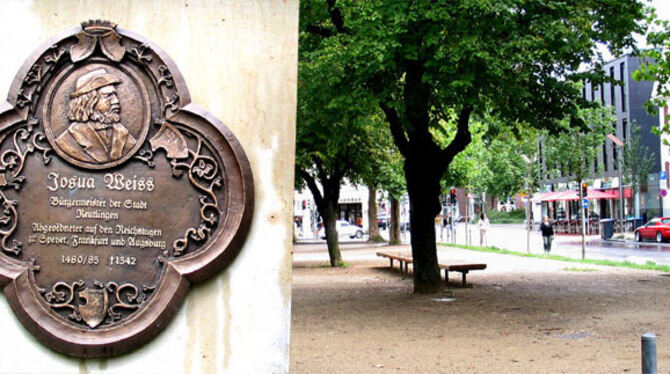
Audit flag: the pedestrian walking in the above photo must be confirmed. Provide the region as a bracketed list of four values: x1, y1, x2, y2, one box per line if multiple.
[540, 216, 554, 254]
[435, 216, 443, 241]
[444, 212, 453, 242]
[477, 212, 489, 247]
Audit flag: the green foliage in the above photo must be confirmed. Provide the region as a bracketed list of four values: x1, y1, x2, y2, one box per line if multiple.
[333, 0, 645, 131]
[622, 124, 655, 194]
[437, 120, 489, 192]
[633, 6, 670, 115]
[352, 119, 406, 199]
[441, 244, 670, 272]
[543, 105, 614, 183]
[486, 209, 526, 224]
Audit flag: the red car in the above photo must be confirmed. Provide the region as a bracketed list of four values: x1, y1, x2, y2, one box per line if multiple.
[635, 217, 670, 242]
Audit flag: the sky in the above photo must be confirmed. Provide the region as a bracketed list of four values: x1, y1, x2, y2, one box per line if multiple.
[637, 0, 670, 47]
[651, 0, 670, 21]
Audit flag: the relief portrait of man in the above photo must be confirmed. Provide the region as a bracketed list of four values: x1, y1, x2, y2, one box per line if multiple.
[55, 68, 137, 163]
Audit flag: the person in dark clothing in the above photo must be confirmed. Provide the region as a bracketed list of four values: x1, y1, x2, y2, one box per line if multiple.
[540, 215, 554, 254]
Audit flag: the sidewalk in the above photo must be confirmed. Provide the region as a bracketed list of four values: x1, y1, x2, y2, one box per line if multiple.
[447, 223, 670, 265]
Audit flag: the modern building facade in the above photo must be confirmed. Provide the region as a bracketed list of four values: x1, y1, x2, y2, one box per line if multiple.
[539, 53, 662, 221]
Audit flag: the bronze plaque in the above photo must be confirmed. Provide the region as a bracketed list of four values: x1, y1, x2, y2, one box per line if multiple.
[0, 20, 253, 357]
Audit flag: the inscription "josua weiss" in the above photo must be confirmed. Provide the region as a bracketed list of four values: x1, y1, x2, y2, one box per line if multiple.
[46, 172, 155, 192]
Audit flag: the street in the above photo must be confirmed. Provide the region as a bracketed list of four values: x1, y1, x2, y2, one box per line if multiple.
[300, 223, 670, 266]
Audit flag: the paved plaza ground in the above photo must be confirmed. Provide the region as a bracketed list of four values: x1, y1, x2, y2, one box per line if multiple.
[291, 242, 670, 373]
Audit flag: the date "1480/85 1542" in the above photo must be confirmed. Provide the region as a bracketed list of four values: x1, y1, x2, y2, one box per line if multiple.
[60, 255, 137, 266]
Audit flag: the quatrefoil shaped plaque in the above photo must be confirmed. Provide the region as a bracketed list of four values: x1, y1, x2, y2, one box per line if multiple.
[0, 21, 253, 357]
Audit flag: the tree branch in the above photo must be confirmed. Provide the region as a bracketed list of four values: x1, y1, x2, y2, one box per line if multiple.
[440, 105, 474, 168]
[305, 25, 336, 37]
[298, 168, 324, 210]
[326, 0, 349, 34]
[378, 99, 410, 156]
[314, 157, 329, 184]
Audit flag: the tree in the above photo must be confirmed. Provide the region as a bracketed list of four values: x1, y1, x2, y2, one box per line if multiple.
[296, 7, 380, 266]
[543, 106, 613, 258]
[634, 7, 670, 116]
[350, 117, 404, 243]
[302, 0, 646, 293]
[622, 124, 656, 217]
[373, 139, 406, 245]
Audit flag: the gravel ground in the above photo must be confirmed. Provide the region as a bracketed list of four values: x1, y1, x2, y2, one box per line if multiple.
[291, 244, 670, 373]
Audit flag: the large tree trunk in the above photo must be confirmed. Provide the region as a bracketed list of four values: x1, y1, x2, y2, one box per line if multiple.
[389, 199, 401, 244]
[301, 169, 344, 267]
[405, 159, 443, 294]
[321, 200, 343, 266]
[367, 183, 382, 241]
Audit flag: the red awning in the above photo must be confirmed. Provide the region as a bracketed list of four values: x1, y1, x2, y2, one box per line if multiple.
[535, 191, 561, 202]
[605, 187, 633, 199]
[540, 189, 617, 201]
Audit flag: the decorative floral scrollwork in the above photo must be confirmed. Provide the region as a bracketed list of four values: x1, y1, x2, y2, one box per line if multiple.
[148, 123, 222, 257]
[0, 192, 20, 255]
[168, 128, 223, 257]
[19, 44, 69, 112]
[134, 148, 156, 168]
[163, 93, 180, 115]
[42, 280, 85, 323]
[0, 119, 51, 255]
[16, 89, 32, 108]
[157, 65, 174, 87]
[128, 43, 152, 65]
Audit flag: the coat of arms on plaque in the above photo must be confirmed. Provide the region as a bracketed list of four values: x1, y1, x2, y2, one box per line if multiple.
[0, 20, 254, 357]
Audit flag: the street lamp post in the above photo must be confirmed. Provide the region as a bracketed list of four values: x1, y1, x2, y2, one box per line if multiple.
[608, 134, 625, 232]
[521, 154, 536, 254]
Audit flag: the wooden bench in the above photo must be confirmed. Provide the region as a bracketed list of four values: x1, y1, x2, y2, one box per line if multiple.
[437, 262, 487, 288]
[376, 251, 486, 287]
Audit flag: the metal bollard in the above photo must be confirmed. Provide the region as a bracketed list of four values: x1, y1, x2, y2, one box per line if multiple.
[642, 333, 657, 374]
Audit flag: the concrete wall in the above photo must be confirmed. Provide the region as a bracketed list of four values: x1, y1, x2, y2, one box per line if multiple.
[0, 1, 297, 373]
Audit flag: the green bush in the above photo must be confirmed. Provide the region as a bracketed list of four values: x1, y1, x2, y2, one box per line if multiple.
[485, 209, 526, 224]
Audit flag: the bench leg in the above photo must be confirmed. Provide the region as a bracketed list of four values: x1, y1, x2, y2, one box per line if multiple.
[444, 269, 449, 286]
[461, 271, 468, 287]
[390, 258, 393, 268]
[404, 262, 409, 273]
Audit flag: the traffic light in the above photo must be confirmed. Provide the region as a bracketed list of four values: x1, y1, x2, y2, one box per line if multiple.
[581, 183, 588, 197]
[450, 188, 457, 203]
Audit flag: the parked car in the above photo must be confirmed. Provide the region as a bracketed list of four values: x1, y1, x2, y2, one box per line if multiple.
[319, 220, 364, 239]
[377, 214, 390, 230]
[634, 217, 670, 243]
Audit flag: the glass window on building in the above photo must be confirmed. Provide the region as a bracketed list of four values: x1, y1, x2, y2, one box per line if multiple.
[610, 66, 615, 106]
[620, 62, 626, 112]
[602, 143, 608, 171]
[612, 142, 618, 170]
[600, 83, 604, 104]
[622, 118, 628, 142]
